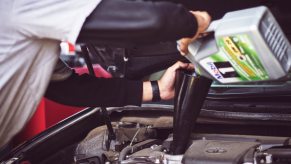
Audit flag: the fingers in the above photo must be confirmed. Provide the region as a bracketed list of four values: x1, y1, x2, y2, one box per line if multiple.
[186, 63, 195, 70]
[190, 11, 211, 34]
[177, 38, 192, 56]
[177, 11, 211, 55]
[171, 61, 194, 71]
[197, 32, 209, 39]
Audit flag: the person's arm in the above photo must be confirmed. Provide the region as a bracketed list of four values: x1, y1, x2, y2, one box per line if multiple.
[77, 0, 198, 44]
[46, 59, 142, 107]
[45, 72, 143, 107]
[45, 61, 193, 107]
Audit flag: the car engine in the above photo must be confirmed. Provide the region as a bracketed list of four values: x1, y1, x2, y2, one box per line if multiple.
[74, 117, 291, 164]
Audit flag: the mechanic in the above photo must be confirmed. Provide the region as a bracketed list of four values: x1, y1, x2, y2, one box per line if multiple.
[0, 0, 210, 149]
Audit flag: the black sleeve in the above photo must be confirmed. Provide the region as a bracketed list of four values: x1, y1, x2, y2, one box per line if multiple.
[77, 0, 198, 44]
[44, 71, 143, 107]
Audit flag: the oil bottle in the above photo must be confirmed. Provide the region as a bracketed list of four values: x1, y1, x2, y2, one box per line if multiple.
[186, 6, 291, 84]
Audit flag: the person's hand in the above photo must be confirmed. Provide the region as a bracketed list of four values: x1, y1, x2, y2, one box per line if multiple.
[142, 61, 194, 102]
[158, 61, 194, 100]
[177, 11, 211, 55]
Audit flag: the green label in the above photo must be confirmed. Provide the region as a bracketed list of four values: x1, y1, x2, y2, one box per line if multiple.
[200, 34, 269, 83]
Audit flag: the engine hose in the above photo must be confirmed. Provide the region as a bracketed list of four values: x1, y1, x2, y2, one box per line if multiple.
[118, 139, 161, 162]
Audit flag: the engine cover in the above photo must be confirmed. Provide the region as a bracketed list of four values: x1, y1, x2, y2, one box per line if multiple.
[183, 140, 260, 164]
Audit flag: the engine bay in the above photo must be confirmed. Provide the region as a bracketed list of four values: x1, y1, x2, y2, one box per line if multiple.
[74, 110, 291, 164]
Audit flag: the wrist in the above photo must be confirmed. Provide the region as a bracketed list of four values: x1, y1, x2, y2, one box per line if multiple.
[158, 80, 174, 100]
[142, 81, 152, 102]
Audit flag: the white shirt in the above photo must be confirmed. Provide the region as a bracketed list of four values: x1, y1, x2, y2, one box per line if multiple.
[0, 0, 101, 147]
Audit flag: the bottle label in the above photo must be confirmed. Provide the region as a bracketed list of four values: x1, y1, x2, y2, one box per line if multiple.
[200, 34, 269, 83]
